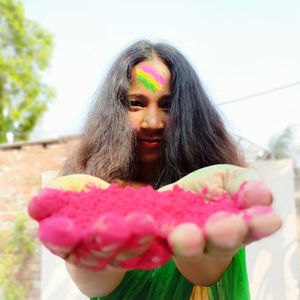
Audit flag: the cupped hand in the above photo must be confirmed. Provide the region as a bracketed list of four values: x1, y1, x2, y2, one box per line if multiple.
[35, 174, 159, 272]
[42, 212, 157, 272]
[159, 165, 282, 260]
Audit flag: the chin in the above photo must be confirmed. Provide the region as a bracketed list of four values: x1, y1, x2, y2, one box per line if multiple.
[139, 155, 160, 164]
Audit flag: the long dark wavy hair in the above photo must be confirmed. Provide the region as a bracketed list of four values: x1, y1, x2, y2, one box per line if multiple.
[62, 40, 244, 188]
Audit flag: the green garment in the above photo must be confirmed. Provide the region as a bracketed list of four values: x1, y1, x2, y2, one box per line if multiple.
[91, 248, 250, 300]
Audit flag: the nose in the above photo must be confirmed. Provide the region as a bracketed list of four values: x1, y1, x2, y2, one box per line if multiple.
[141, 106, 164, 130]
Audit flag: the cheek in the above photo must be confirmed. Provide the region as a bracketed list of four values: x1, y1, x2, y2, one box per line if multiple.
[128, 113, 140, 130]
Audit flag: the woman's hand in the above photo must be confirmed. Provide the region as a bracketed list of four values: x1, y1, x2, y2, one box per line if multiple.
[35, 174, 156, 272]
[159, 164, 282, 285]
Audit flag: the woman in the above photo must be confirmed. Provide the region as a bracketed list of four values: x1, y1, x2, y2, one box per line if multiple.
[51, 40, 281, 299]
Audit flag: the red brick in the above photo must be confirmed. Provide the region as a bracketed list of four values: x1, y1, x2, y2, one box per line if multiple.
[0, 136, 80, 300]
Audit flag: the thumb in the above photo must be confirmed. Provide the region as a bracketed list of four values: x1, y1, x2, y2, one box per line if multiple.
[223, 165, 260, 193]
[48, 174, 110, 192]
[223, 165, 273, 208]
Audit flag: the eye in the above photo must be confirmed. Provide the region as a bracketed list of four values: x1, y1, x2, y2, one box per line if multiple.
[129, 100, 144, 111]
[130, 100, 143, 107]
[162, 102, 171, 110]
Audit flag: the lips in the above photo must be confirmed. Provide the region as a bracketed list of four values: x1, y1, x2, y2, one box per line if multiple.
[139, 138, 161, 148]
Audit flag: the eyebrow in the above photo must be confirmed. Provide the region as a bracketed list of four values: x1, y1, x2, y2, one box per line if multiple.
[128, 94, 171, 100]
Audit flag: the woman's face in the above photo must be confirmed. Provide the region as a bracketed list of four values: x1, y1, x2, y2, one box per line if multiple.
[128, 55, 171, 164]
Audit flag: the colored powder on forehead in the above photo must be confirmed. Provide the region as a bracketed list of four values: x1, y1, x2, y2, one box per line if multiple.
[140, 66, 166, 85]
[136, 74, 156, 92]
[136, 67, 165, 92]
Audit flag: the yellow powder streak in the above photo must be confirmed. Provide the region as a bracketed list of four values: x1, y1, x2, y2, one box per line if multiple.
[136, 68, 162, 90]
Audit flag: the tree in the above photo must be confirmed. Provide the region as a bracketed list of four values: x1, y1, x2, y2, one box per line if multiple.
[268, 126, 294, 160]
[0, 0, 55, 143]
[267, 125, 300, 173]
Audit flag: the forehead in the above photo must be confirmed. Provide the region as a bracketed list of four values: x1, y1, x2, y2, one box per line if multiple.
[131, 58, 171, 84]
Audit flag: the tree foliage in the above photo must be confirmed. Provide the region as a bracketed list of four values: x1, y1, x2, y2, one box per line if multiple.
[0, 0, 55, 143]
[268, 126, 294, 160]
[0, 213, 35, 300]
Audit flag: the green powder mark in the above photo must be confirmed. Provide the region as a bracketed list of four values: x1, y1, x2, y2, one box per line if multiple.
[147, 57, 151, 61]
[165, 66, 168, 70]
[142, 113, 146, 116]
[162, 71, 165, 76]
[137, 75, 156, 92]
[159, 124, 163, 128]
[144, 119, 147, 123]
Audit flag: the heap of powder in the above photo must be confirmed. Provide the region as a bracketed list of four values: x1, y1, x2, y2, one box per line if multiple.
[29, 184, 246, 231]
[28, 184, 269, 270]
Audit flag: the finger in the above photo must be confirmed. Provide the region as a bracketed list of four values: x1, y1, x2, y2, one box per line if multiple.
[38, 217, 81, 258]
[90, 213, 131, 249]
[125, 212, 157, 237]
[115, 236, 153, 261]
[116, 212, 157, 261]
[204, 212, 247, 258]
[42, 241, 73, 258]
[122, 212, 157, 251]
[237, 180, 273, 208]
[105, 264, 125, 273]
[78, 255, 111, 271]
[243, 206, 282, 244]
[118, 237, 171, 270]
[73, 214, 131, 270]
[75, 213, 130, 262]
[66, 252, 112, 272]
[168, 223, 205, 258]
[28, 189, 63, 221]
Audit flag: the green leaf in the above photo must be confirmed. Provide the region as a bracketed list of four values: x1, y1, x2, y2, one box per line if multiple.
[0, 0, 55, 143]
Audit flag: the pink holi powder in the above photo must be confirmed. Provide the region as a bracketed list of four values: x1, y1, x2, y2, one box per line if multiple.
[30, 184, 244, 231]
[28, 183, 269, 270]
[140, 66, 166, 85]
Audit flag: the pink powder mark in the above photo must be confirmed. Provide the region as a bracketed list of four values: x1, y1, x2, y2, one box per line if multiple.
[28, 183, 272, 270]
[141, 66, 166, 85]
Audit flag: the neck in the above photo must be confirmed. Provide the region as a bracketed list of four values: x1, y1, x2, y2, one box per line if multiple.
[116, 162, 161, 189]
[135, 161, 160, 185]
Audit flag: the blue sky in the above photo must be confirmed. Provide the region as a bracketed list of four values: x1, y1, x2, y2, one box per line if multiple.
[23, 0, 300, 152]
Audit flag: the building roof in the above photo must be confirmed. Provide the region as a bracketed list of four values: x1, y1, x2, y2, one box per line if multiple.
[0, 134, 80, 151]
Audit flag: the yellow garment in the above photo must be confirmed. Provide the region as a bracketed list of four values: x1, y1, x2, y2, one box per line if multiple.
[189, 286, 209, 300]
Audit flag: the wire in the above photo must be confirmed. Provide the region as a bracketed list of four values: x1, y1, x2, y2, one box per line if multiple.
[217, 80, 300, 106]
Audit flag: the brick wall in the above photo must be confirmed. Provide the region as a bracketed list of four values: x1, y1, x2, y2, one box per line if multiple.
[0, 136, 80, 300]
